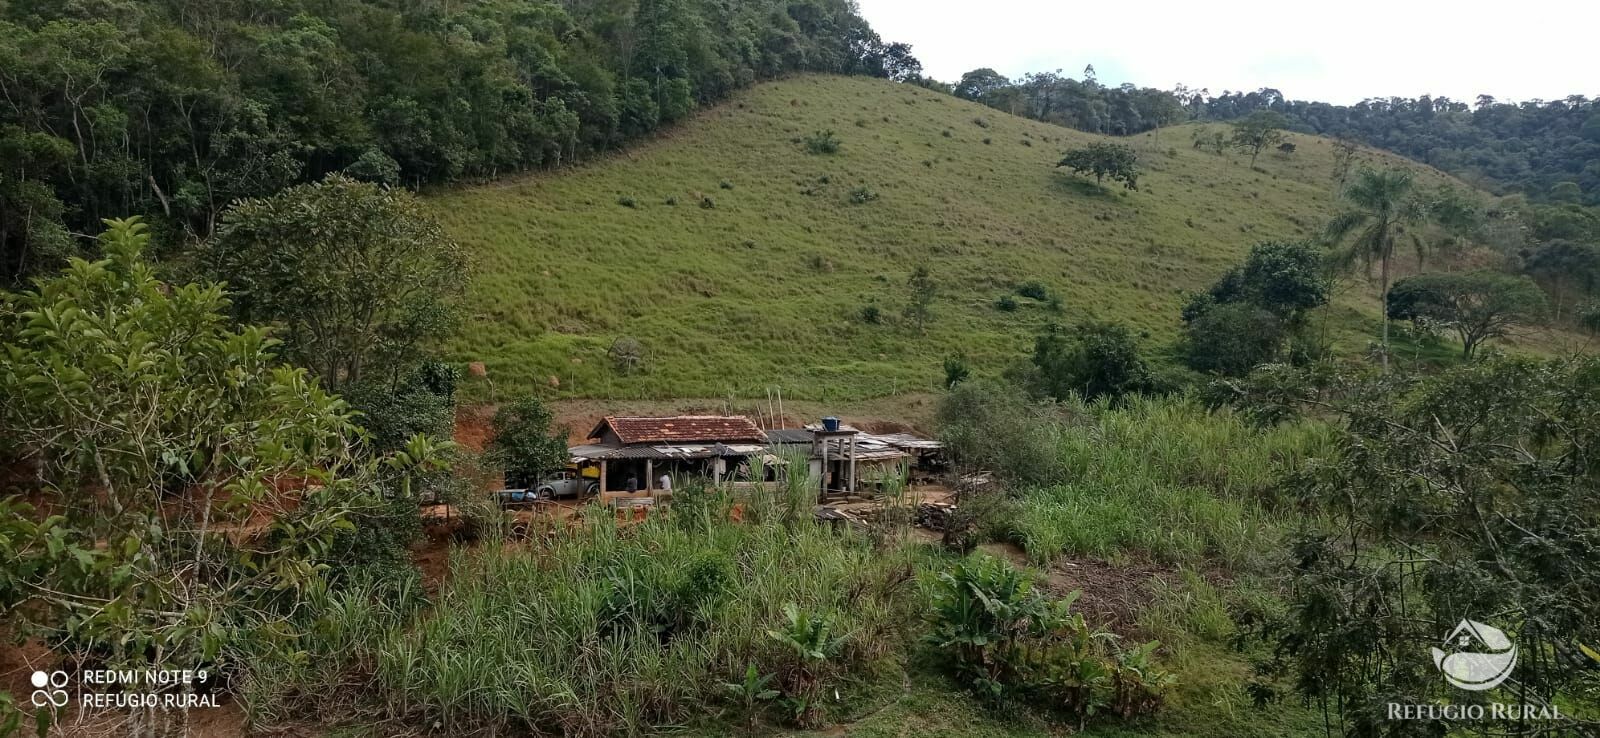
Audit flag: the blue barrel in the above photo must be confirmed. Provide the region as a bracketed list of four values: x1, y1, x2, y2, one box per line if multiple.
[822, 416, 840, 432]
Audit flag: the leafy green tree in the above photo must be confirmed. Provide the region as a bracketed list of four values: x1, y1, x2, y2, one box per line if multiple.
[1386, 271, 1547, 359]
[1522, 239, 1600, 321]
[488, 395, 568, 488]
[1031, 322, 1152, 402]
[0, 217, 449, 699]
[904, 265, 936, 332]
[1184, 240, 1329, 326]
[953, 68, 1010, 103]
[1182, 303, 1285, 376]
[1056, 142, 1139, 190]
[1256, 357, 1600, 736]
[1324, 168, 1427, 371]
[205, 175, 465, 392]
[1229, 110, 1288, 167]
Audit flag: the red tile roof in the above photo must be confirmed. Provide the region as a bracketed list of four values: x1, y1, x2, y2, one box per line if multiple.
[590, 416, 766, 445]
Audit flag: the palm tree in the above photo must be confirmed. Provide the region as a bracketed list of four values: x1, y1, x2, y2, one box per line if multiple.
[1325, 168, 1427, 372]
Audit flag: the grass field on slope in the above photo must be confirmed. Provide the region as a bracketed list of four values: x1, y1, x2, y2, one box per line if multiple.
[432, 75, 1460, 401]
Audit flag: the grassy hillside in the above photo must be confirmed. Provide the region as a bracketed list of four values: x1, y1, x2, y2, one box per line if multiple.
[432, 75, 1462, 401]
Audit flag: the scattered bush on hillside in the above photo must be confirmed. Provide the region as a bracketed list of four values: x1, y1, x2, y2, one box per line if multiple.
[618, 195, 639, 208]
[860, 304, 883, 324]
[848, 186, 879, 204]
[805, 253, 835, 272]
[995, 295, 1019, 312]
[664, 195, 679, 206]
[609, 336, 648, 373]
[943, 355, 971, 388]
[1016, 281, 1052, 301]
[700, 195, 717, 209]
[720, 180, 734, 190]
[804, 130, 841, 155]
[903, 265, 936, 332]
[1183, 303, 1286, 377]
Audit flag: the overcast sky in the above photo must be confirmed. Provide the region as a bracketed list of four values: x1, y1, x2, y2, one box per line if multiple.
[854, 0, 1598, 105]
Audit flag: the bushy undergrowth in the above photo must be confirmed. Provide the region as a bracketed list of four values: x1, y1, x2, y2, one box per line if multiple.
[940, 383, 1333, 568]
[243, 483, 921, 735]
[923, 555, 1175, 724]
[1012, 396, 1332, 568]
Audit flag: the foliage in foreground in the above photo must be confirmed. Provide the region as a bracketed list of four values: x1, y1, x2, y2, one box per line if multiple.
[1229, 356, 1600, 735]
[241, 481, 921, 735]
[924, 554, 1174, 725]
[0, 218, 449, 731]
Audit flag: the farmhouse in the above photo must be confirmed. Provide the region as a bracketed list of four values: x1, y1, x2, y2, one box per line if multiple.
[567, 415, 945, 503]
[569, 416, 768, 496]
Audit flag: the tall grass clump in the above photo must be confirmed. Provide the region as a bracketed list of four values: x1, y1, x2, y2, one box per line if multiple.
[1011, 395, 1334, 568]
[939, 382, 1335, 569]
[251, 475, 920, 734]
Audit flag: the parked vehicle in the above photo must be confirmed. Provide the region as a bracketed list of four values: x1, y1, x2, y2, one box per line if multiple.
[537, 469, 600, 498]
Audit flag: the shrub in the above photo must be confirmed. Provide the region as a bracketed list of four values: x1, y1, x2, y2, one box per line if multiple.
[923, 555, 1173, 719]
[609, 335, 647, 373]
[848, 186, 879, 204]
[699, 195, 716, 209]
[1182, 303, 1285, 376]
[943, 355, 971, 389]
[664, 195, 679, 206]
[1031, 322, 1154, 403]
[488, 394, 568, 488]
[345, 361, 460, 454]
[995, 295, 1019, 312]
[617, 195, 638, 208]
[719, 180, 734, 190]
[860, 304, 883, 324]
[803, 129, 841, 154]
[1016, 281, 1051, 301]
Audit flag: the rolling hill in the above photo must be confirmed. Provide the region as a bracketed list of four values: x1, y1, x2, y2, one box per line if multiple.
[431, 74, 1472, 402]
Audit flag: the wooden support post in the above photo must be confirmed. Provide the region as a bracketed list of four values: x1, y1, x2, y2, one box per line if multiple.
[600, 459, 609, 494]
[849, 434, 858, 494]
[820, 440, 829, 499]
[645, 459, 654, 492]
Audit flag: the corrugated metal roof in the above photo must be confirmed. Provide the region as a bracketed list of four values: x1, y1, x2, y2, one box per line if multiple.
[590, 415, 766, 444]
[763, 428, 814, 444]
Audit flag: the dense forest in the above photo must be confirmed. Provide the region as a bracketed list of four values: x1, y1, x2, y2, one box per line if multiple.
[0, 0, 919, 281]
[951, 68, 1600, 206]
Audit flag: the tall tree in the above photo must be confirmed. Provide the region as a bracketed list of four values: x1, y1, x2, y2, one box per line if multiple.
[1056, 143, 1140, 190]
[204, 175, 466, 391]
[1230, 110, 1288, 167]
[1387, 271, 1548, 359]
[1325, 168, 1427, 371]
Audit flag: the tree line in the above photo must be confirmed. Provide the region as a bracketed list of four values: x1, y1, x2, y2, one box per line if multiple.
[945, 67, 1600, 209]
[0, 0, 921, 283]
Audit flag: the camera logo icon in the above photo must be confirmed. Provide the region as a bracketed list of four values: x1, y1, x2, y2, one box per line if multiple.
[30, 670, 69, 708]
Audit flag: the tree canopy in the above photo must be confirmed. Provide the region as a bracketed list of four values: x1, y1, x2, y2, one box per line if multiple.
[203, 175, 466, 392]
[1056, 143, 1139, 190]
[0, 0, 919, 283]
[1386, 271, 1547, 359]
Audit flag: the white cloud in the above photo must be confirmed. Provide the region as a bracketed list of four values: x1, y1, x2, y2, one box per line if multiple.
[855, 0, 1598, 104]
